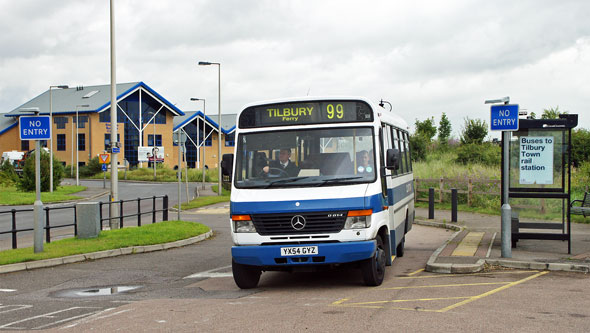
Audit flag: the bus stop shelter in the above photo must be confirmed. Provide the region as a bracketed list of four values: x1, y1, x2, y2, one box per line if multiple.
[504, 114, 578, 254]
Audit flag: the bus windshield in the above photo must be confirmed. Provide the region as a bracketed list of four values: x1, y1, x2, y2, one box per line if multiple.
[235, 127, 376, 189]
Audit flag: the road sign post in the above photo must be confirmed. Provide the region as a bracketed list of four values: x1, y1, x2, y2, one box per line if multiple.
[99, 153, 111, 189]
[19, 114, 51, 253]
[487, 98, 517, 258]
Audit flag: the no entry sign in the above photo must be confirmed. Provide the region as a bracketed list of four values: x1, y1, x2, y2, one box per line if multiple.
[19, 116, 51, 140]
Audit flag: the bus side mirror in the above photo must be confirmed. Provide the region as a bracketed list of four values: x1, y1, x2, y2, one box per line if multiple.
[386, 148, 400, 170]
[221, 154, 234, 176]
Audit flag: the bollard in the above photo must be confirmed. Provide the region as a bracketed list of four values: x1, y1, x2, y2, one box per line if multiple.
[428, 187, 435, 219]
[451, 188, 458, 222]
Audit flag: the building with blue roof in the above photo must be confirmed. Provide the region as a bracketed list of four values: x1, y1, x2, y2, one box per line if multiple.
[0, 82, 237, 170]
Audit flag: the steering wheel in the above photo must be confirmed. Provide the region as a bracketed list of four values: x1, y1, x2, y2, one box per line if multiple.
[258, 167, 290, 178]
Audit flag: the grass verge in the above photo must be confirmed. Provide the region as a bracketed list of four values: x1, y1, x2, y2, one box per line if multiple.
[0, 220, 210, 266]
[0, 185, 86, 205]
[176, 185, 230, 210]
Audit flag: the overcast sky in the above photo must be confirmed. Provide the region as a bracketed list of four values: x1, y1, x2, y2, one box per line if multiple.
[1, 0, 589, 136]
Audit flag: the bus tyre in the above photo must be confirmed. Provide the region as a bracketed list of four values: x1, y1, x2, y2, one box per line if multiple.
[232, 260, 261, 289]
[396, 236, 405, 257]
[362, 235, 386, 286]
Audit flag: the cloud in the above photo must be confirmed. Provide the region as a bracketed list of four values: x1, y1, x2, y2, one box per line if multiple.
[1, 0, 589, 135]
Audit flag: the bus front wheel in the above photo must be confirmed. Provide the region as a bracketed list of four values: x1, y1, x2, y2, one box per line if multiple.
[361, 235, 386, 286]
[232, 260, 261, 289]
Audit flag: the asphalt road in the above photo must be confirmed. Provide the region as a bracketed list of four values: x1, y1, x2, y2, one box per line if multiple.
[0, 179, 199, 250]
[1, 186, 589, 331]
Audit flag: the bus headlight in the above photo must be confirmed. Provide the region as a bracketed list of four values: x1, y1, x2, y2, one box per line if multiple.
[232, 215, 256, 233]
[344, 209, 372, 229]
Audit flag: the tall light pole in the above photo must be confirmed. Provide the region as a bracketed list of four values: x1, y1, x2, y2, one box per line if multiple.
[198, 61, 222, 196]
[75, 104, 89, 186]
[190, 97, 206, 190]
[49, 85, 68, 192]
[109, 0, 119, 230]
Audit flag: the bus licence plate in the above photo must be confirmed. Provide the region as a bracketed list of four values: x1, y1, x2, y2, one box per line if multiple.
[280, 246, 318, 256]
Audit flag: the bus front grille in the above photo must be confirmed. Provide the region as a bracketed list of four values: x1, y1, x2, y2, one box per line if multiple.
[251, 211, 347, 235]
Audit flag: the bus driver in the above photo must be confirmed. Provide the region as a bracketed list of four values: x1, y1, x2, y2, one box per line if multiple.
[262, 148, 300, 177]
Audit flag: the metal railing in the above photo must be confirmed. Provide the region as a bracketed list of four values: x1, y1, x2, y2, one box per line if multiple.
[0, 204, 77, 249]
[0, 195, 168, 250]
[99, 195, 169, 229]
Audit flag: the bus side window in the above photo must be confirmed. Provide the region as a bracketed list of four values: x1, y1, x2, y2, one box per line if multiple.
[397, 129, 407, 174]
[392, 128, 400, 176]
[403, 131, 412, 171]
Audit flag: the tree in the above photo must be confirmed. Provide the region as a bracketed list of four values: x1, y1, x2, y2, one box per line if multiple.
[572, 128, 590, 167]
[437, 113, 452, 145]
[541, 106, 567, 119]
[460, 117, 488, 145]
[409, 134, 428, 161]
[17, 150, 64, 192]
[414, 117, 437, 142]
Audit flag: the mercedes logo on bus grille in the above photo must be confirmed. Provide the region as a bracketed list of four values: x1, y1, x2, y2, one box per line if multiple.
[290, 215, 306, 230]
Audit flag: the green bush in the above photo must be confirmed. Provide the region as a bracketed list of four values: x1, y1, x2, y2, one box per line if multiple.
[410, 134, 428, 161]
[455, 143, 501, 166]
[0, 160, 19, 187]
[572, 128, 590, 167]
[460, 118, 488, 144]
[79, 157, 103, 177]
[17, 150, 64, 192]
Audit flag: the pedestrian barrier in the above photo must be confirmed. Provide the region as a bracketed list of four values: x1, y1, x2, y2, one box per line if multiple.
[0, 195, 168, 250]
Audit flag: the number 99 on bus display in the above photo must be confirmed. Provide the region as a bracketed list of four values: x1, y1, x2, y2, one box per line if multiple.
[326, 104, 344, 119]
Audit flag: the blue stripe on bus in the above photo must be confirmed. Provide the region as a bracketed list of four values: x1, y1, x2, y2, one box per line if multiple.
[231, 194, 386, 215]
[386, 180, 414, 206]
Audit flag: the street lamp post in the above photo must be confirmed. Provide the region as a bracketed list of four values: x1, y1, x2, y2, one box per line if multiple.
[75, 104, 89, 186]
[49, 85, 68, 192]
[198, 61, 222, 196]
[190, 98, 206, 190]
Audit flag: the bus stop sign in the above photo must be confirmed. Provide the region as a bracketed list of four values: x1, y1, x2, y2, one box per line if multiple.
[490, 104, 519, 131]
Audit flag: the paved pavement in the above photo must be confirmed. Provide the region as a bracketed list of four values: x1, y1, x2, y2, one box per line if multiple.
[416, 207, 590, 274]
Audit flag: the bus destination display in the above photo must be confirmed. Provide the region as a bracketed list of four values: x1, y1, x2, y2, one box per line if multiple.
[239, 100, 373, 128]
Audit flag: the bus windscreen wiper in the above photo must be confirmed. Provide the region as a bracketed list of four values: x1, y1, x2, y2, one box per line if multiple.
[314, 176, 364, 186]
[265, 177, 310, 188]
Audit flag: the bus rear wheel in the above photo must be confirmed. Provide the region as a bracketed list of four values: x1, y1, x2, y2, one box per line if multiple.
[232, 260, 261, 289]
[361, 235, 386, 286]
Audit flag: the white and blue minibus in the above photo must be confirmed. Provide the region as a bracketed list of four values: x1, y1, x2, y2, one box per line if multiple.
[223, 97, 415, 288]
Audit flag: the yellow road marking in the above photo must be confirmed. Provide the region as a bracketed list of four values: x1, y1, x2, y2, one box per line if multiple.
[397, 270, 540, 279]
[407, 268, 424, 276]
[437, 271, 549, 312]
[331, 298, 349, 306]
[379, 281, 509, 290]
[334, 296, 471, 308]
[452, 232, 485, 256]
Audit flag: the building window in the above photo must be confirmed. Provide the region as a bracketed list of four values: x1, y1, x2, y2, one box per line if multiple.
[99, 111, 110, 123]
[78, 134, 86, 151]
[147, 134, 162, 146]
[54, 117, 68, 129]
[21, 140, 29, 151]
[57, 134, 66, 151]
[104, 134, 120, 151]
[225, 133, 235, 147]
[73, 115, 88, 129]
